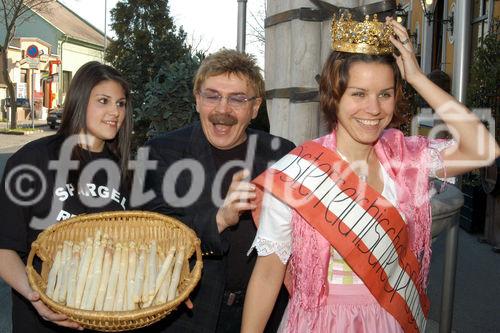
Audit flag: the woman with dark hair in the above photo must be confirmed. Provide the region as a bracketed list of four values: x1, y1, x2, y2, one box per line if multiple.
[0, 61, 133, 331]
[242, 16, 500, 333]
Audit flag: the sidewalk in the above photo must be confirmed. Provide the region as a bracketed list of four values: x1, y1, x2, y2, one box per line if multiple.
[0, 125, 55, 150]
[0, 119, 47, 130]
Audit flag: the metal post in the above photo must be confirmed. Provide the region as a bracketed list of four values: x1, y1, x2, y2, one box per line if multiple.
[420, 15, 433, 74]
[438, 3, 471, 332]
[237, 0, 247, 52]
[451, 0, 471, 103]
[440, 0, 449, 72]
[440, 215, 459, 333]
[31, 70, 35, 129]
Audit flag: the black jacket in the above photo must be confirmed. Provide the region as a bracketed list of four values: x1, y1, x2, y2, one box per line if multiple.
[142, 122, 295, 332]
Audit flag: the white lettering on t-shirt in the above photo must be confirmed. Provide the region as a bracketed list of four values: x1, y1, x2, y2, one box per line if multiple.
[52, 183, 126, 211]
[98, 186, 109, 198]
[87, 183, 97, 197]
[111, 189, 121, 204]
[66, 183, 75, 196]
[55, 187, 68, 201]
[56, 209, 75, 221]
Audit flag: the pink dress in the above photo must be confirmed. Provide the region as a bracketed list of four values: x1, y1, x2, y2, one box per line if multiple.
[278, 284, 403, 333]
[251, 165, 404, 333]
[249, 130, 454, 332]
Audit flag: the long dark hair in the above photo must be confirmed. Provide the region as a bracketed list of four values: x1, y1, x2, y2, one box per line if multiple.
[57, 61, 133, 185]
[319, 51, 407, 131]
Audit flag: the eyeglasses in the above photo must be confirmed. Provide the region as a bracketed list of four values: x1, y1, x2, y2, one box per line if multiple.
[198, 91, 257, 109]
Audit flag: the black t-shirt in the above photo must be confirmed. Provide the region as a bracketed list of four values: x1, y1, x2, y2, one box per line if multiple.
[210, 140, 256, 291]
[0, 134, 129, 260]
[0, 134, 129, 332]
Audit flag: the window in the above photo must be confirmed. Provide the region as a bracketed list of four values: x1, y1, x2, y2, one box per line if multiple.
[471, 0, 492, 54]
[20, 69, 28, 83]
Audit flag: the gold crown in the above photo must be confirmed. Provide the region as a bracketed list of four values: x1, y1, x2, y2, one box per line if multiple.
[331, 13, 394, 55]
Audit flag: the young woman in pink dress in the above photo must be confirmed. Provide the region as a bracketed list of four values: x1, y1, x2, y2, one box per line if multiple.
[241, 15, 500, 333]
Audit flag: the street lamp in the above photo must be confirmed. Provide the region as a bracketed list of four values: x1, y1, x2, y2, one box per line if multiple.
[420, 0, 454, 33]
[420, 0, 437, 21]
[394, 3, 408, 26]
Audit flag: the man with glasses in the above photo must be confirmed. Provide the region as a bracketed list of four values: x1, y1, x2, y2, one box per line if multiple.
[144, 49, 294, 332]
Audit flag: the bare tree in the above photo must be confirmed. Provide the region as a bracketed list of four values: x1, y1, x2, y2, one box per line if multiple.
[1, 0, 52, 129]
[247, 0, 266, 56]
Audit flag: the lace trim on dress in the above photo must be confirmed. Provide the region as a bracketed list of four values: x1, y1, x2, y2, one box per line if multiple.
[249, 236, 291, 264]
[428, 139, 456, 180]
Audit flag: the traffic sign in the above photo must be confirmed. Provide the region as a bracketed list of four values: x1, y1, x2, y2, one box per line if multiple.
[27, 57, 40, 69]
[26, 44, 39, 58]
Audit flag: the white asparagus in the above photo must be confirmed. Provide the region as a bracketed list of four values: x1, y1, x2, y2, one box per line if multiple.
[81, 230, 101, 302]
[155, 261, 172, 305]
[74, 238, 94, 308]
[156, 247, 175, 293]
[81, 241, 100, 308]
[79, 241, 85, 258]
[148, 251, 164, 307]
[156, 250, 164, 301]
[66, 245, 81, 308]
[147, 240, 157, 303]
[103, 243, 122, 311]
[46, 246, 62, 298]
[133, 245, 146, 304]
[114, 243, 129, 311]
[82, 236, 106, 310]
[81, 231, 103, 308]
[126, 242, 137, 310]
[94, 241, 113, 311]
[167, 246, 185, 301]
[148, 246, 176, 307]
[55, 240, 72, 303]
[141, 245, 150, 304]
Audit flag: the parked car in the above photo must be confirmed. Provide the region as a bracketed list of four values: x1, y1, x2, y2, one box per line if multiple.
[4, 98, 30, 108]
[47, 108, 63, 129]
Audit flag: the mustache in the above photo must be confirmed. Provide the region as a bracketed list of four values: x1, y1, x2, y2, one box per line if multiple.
[208, 113, 238, 126]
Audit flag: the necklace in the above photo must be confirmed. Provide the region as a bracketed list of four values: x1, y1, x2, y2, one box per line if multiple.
[336, 147, 372, 183]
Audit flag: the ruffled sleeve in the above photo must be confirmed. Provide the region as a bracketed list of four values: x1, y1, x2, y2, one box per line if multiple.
[248, 191, 292, 264]
[427, 139, 457, 181]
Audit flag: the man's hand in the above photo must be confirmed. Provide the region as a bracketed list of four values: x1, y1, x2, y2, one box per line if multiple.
[216, 169, 257, 232]
[28, 291, 83, 330]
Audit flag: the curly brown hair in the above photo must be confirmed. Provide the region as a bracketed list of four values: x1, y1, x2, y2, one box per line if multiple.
[319, 51, 408, 131]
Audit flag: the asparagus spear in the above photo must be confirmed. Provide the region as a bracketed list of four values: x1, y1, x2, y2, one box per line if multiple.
[133, 244, 146, 305]
[141, 245, 150, 304]
[74, 238, 94, 308]
[167, 246, 185, 301]
[66, 244, 81, 308]
[114, 243, 129, 311]
[46, 245, 62, 299]
[146, 246, 176, 307]
[82, 235, 106, 310]
[126, 242, 137, 310]
[103, 243, 122, 311]
[147, 240, 157, 303]
[55, 240, 72, 303]
[94, 240, 113, 311]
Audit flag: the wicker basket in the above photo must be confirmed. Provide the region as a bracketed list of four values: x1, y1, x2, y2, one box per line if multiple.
[26, 210, 202, 332]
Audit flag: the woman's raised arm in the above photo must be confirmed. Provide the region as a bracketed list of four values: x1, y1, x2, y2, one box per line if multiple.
[388, 17, 500, 177]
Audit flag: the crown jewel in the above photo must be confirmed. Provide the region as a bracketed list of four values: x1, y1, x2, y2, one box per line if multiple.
[331, 13, 395, 55]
